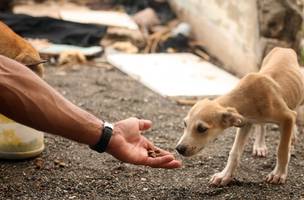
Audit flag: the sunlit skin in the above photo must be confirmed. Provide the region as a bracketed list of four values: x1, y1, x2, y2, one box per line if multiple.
[0, 55, 181, 169]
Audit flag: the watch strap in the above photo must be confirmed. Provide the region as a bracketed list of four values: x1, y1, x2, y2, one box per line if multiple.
[90, 122, 113, 153]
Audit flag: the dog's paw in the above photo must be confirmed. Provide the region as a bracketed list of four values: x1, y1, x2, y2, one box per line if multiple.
[252, 144, 268, 157]
[265, 169, 287, 184]
[209, 171, 233, 186]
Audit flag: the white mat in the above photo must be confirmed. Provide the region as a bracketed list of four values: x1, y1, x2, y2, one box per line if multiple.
[107, 53, 239, 97]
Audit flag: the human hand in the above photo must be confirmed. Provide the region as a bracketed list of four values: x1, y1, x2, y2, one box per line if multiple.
[106, 117, 182, 169]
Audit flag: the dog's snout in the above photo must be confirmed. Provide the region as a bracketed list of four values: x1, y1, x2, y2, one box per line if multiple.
[176, 145, 187, 155]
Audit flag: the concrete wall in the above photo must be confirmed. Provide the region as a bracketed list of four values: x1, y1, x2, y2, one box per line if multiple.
[170, 0, 264, 77]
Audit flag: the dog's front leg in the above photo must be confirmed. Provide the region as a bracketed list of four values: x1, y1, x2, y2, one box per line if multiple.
[265, 111, 296, 184]
[252, 124, 268, 157]
[209, 123, 252, 186]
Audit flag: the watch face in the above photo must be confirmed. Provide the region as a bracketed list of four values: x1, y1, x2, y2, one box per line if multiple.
[104, 122, 114, 130]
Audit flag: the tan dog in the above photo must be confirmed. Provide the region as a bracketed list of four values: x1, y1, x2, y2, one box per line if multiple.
[0, 21, 45, 77]
[176, 47, 304, 186]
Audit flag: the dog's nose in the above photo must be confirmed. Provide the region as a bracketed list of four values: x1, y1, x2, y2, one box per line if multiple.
[176, 145, 187, 155]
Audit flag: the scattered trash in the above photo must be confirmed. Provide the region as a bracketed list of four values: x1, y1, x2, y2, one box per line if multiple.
[133, 8, 160, 31]
[1, 1, 246, 102]
[158, 34, 189, 53]
[0, 0, 12, 12]
[143, 20, 180, 53]
[107, 53, 239, 98]
[103, 27, 145, 48]
[89, 0, 175, 24]
[171, 22, 191, 37]
[110, 41, 139, 54]
[192, 48, 210, 61]
[29, 43, 102, 66]
[37, 44, 102, 58]
[13, 2, 88, 18]
[0, 13, 107, 47]
[58, 51, 87, 66]
[60, 10, 139, 30]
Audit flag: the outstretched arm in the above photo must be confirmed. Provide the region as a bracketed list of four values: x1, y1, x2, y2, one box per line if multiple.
[0, 55, 102, 145]
[0, 55, 181, 168]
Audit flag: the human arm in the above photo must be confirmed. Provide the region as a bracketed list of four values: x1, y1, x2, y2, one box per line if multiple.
[0, 55, 102, 145]
[0, 55, 181, 168]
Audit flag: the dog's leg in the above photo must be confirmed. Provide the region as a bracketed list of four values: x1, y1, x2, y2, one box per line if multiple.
[265, 110, 296, 184]
[290, 124, 298, 156]
[252, 124, 297, 157]
[209, 123, 252, 186]
[252, 124, 268, 157]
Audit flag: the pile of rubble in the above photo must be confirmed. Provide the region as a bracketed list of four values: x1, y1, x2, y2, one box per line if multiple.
[0, 0, 303, 99]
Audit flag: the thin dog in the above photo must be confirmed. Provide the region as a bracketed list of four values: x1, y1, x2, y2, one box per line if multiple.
[176, 47, 304, 186]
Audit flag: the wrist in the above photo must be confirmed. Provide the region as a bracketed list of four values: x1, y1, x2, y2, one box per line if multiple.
[90, 121, 113, 153]
[104, 123, 121, 154]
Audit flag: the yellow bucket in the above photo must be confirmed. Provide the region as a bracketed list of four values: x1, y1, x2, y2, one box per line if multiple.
[0, 114, 44, 159]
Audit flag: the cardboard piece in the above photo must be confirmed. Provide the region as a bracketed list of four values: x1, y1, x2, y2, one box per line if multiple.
[13, 2, 87, 18]
[37, 44, 102, 57]
[60, 10, 138, 30]
[14, 4, 138, 30]
[107, 53, 239, 97]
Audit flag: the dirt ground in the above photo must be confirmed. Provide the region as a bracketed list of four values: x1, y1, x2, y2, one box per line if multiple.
[1, 63, 304, 200]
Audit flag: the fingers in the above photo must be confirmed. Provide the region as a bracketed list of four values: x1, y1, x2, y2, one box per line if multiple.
[138, 119, 152, 131]
[157, 160, 182, 169]
[143, 155, 181, 169]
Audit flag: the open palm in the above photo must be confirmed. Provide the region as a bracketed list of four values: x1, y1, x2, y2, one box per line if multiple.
[106, 117, 181, 169]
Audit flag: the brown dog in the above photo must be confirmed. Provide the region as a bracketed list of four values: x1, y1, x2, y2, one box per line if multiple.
[176, 47, 304, 186]
[0, 21, 45, 77]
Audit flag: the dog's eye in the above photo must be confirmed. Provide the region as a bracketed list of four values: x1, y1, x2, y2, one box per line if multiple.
[197, 124, 208, 133]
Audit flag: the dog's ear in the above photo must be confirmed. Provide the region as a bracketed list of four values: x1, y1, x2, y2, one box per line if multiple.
[221, 107, 245, 127]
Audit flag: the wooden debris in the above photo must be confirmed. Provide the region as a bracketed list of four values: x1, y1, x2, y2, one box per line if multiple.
[58, 51, 87, 66]
[54, 159, 68, 167]
[174, 99, 198, 106]
[111, 41, 139, 53]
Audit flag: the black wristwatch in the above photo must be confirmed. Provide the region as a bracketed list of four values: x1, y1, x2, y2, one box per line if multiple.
[90, 122, 113, 153]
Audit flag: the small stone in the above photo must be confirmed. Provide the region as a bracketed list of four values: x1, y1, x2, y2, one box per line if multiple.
[34, 158, 44, 169]
[54, 159, 68, 167]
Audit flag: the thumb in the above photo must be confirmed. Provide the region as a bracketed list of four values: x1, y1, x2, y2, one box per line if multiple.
[138, 119, 152, 131]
